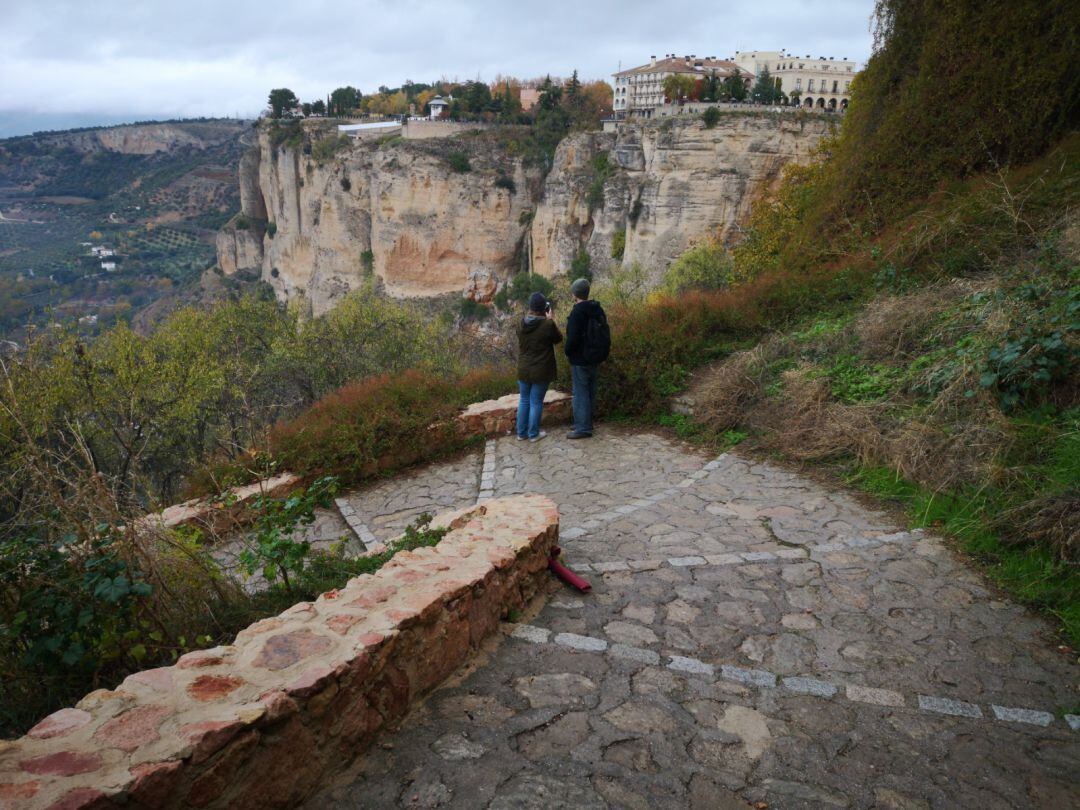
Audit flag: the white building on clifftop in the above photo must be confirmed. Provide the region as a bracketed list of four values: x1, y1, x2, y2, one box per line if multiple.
[731, 50, 860, 110]
[612, 54, 750, 118]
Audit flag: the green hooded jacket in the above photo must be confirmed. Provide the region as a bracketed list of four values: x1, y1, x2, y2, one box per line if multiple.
[516, 315, 563, 384]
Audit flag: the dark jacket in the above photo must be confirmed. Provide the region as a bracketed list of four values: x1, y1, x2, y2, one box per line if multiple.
[564, 299, 605, 366]
[517, 315, 563, 384]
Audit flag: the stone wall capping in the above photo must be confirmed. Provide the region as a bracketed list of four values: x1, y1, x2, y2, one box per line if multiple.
[0, 494, 559, 809]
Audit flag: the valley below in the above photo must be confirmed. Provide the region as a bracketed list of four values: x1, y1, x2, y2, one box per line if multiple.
[0, 120, 250, 341]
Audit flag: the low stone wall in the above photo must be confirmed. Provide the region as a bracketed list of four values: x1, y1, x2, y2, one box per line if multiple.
[0, 496, 560, 809]
[138, 472, 301, 534]
[401, 120, 490, 140]
[139, 391, 568, 534]
[459, 390, 572, 435]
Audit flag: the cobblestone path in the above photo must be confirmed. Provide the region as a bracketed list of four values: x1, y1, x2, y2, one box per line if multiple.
[310, 429, 1079, 809]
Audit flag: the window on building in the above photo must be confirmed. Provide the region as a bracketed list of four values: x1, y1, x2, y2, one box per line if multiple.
[832, 80, 838, 92]
[844, 81, 850, 91]
[808, 79, 815, 91]
[796, 78, 802, 89]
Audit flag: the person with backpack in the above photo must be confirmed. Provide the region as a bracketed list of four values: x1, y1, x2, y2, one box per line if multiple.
[563, 277, 610, 440]
[516, 291, 563, 442]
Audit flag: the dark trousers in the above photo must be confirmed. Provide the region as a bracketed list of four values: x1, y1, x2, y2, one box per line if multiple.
[570, 364, 598, 435]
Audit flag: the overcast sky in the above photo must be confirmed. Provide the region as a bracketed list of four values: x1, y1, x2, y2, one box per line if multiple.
[0, 0, 875, 137]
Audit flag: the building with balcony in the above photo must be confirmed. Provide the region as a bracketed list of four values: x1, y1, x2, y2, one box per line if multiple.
[730, 50, 860, 111]
[612, 54, 750, 118]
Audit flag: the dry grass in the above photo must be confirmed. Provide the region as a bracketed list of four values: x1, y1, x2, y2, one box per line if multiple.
[997, 491, 1080, 564]
[692, 336, 786, 432]
[853, 283, 968, 359]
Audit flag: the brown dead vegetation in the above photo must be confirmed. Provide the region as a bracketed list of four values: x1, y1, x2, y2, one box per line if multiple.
[997, 491, 1080, 564]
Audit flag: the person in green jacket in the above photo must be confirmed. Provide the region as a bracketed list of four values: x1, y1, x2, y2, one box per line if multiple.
[516, 292, 563, 442]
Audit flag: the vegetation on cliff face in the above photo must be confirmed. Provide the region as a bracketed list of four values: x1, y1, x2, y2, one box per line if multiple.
[756, 0, 1079, 274]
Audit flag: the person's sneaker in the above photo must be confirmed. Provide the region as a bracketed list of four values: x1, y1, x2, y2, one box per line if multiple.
[529, 431, 547, 443]
[566, 431, 592, 439]
[516, 435, 527, 441]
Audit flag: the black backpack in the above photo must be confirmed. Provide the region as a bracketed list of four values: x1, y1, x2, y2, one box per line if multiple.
[584, 306, 611, 364]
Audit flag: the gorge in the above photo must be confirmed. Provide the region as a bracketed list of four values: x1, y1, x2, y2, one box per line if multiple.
[216, 112, 832, 313]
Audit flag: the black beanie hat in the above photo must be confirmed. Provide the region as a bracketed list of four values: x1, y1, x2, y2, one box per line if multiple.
[528, 292, 548, 312]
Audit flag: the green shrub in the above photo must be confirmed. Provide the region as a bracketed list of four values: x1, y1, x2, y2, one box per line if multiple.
[234, 215, 250, 230]
[611, 230, 626, 261]
[360, 249, 374, 276]
[266, 221, 277, 237]
[586, 152, 615, 212]
[570, 248, 592, 281]
[458, 298, 491, 320]
[340, 175, 351, 192]
[312, 135, 350, 163]
[496, 272, 555, 310]
[702, 106, 721, 129]
[268, 121, 303, 149]
[662, 240, 732, 293]
[494, 175, 516, 193]
[237, 476, 339, 594]
[818, 356, 903, 403]
[447, 152, 472, 173]
[979, 328, 1076, 410]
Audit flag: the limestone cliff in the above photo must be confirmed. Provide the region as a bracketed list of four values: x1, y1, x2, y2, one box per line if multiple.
[223, 126, 539, 314]
[531, 114, 833, 280]
[220, 113, 831, 310]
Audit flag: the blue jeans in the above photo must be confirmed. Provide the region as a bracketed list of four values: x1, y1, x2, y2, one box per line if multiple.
[570, 364, 598, 435]
[516, 381, 549, 439]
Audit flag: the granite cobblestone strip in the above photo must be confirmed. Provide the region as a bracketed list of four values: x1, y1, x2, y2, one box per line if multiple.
[476, 439, 497, 503]
[508, 624, 1076, 733]
[333, 498, 380, 551]
[990, 706, 1054, 726]
[918, 695, 982, 719]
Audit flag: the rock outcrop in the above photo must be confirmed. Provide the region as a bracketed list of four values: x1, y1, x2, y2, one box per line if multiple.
[531, 113, 833, 280]
[224, 127, 539, 314]
[220, 112, 831, 311]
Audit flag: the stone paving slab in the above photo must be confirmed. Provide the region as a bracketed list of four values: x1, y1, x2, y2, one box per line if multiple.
[310, 429, 1080, 809]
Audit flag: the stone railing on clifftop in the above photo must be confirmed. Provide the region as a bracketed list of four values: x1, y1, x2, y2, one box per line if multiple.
[0, 496, 560, 809]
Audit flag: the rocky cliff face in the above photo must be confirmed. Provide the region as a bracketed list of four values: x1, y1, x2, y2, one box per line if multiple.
[531, 114, 833, 280]
[41, 121, 246, 155]
[220, 113, 830, 311]
[222, 127, 539, 314]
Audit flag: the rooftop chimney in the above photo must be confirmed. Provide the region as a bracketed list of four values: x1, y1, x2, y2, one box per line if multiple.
[650, 55, 656, 66]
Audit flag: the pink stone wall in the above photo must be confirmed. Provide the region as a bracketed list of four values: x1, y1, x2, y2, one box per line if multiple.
[0, 496, 559, 809]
